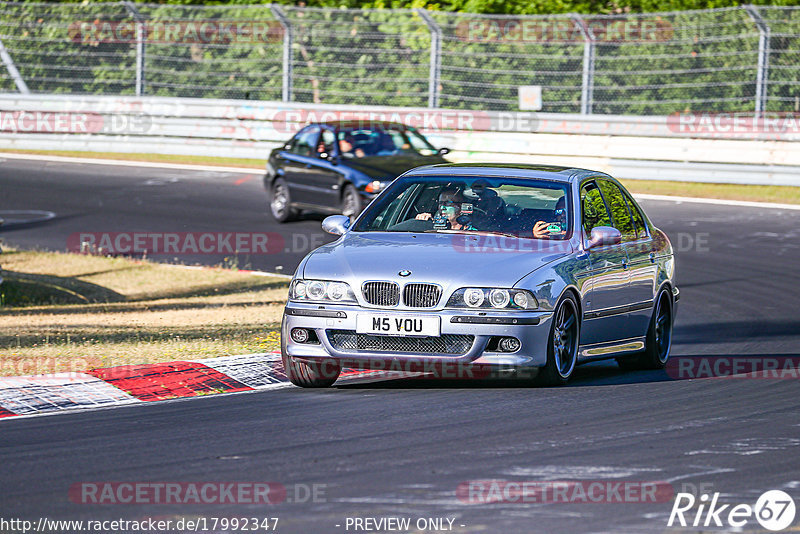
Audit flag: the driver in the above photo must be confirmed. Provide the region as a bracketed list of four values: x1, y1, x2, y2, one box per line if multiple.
[415, 187, 476, 231]
[532, 197, 567, 239]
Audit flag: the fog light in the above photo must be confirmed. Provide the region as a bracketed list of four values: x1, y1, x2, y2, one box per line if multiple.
[290, 328, 310, 343]
[498, 337, 521, 352]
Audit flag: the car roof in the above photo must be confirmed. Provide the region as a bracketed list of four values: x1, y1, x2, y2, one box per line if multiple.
[403, 163, 612, 183]
[315, 120, 411, 129]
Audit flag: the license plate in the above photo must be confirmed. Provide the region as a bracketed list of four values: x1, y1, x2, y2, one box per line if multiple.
[356, 314, 440, 337]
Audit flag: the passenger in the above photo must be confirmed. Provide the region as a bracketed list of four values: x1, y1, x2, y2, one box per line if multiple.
[533, 197, 567, 239]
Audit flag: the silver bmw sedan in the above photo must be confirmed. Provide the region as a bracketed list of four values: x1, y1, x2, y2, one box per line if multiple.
[280, 163, 678, 387]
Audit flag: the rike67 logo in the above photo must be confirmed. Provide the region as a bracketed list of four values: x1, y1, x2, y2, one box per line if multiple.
[668, 490, 796, 531]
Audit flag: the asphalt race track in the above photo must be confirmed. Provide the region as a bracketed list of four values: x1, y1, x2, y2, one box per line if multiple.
[2, 157, 800, 533]
[0, 157, 335, 274]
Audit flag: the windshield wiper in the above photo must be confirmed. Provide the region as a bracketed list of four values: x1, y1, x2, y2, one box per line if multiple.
[473, 231, 524, 238]
[422, 229, 522, 238]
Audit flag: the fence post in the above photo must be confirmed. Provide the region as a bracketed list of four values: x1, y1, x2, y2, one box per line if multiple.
[271, 6, 293, 103]
[416, 9, 442, 109]
[123, 1, 145, 97]
[0, 38, 29, 94]
[744, 5, 771, 116]
[571, 14, 595, 115]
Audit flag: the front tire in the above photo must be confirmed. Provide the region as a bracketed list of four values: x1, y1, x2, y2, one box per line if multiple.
[536, 293, 580, 386]
[282, 354, 341, 388]
[341, 184, 363, 222]
[270, 177, 298, 223]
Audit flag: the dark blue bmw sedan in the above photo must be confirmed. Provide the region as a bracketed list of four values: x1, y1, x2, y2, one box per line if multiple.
[265, 121, 450, 222]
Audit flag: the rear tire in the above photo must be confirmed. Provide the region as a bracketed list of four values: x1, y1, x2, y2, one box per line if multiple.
[536, 293, 580, 386]
[270, 177, 299, 223]
[616, 289, 673, 370]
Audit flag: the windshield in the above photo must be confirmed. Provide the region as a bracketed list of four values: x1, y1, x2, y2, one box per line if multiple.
[337, 126, 437, 158]
[353, 176, 572, 240]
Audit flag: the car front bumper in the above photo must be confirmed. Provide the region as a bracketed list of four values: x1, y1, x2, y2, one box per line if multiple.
[282, 301, 554, 370]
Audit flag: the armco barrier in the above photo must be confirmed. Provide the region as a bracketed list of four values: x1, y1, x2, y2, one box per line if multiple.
[0, 94, 798, 186]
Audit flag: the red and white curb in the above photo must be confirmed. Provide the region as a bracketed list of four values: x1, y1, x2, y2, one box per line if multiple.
[0, 351, 396, 420]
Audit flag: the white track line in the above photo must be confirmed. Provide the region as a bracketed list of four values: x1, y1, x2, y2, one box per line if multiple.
[634, 193, 800, 211]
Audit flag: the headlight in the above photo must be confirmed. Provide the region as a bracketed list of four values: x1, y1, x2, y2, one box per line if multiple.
[489, 289, 510, 308]
[464, 288, 485, 308]
[364, 180, 387, 194]
[289, 279, 357, 303]
[447, 288, 538, 310]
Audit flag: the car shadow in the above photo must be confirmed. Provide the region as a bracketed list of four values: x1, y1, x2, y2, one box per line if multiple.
[334, 353, 800, 390]
[0, 212, 79, 232]
[334, 360, 670, 390]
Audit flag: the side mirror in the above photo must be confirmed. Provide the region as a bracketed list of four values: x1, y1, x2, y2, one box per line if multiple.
[283, 144, 292, 150]
[438, 147, 451, 156]
[322, 215, 351, 236]
[587, 226, 621, 249]
[318, 152, 338, 164]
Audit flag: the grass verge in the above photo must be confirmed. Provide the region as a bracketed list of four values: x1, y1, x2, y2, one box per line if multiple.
[619, 179, 800, 206]
[2, 149, 798, 205]
[0, 247, 286, 377]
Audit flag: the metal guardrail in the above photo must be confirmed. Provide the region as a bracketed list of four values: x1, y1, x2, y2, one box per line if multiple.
[0, 94, 799, 186]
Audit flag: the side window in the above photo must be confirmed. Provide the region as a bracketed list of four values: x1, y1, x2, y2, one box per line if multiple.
[580, 181, 612, 235]
[622, 191, 648, 239]
[289, 126, 320, 157]
[320, 129, 336, 156]
[598, 180, 636, 242]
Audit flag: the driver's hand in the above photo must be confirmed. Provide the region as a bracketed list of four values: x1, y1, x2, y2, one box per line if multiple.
[533, 221, 551, 239]
[415, 213, 432, 221]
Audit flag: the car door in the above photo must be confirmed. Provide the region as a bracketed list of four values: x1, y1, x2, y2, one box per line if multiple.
[579, 180, 632, 344]
[619, 186, 658, 336]
[298, 127, 343, 208]
[278, 125, 322, 205]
